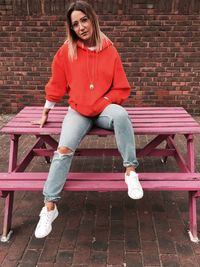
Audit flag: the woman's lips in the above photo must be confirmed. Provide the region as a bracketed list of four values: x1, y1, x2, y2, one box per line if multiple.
[81, 32, 88, 37]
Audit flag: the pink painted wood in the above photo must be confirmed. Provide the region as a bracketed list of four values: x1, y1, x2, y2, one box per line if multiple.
[1, 179, 200, 191]
[0, 172, 199, 191]
[0, 106, 200, 242]
[1, 107, 200, 135]
[189, 192, 198, 242]
[1, 172, 200, 181]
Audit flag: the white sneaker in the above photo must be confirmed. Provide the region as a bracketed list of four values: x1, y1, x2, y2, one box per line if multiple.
[125, 171, 143, 199]
[34, 205, 58, 238]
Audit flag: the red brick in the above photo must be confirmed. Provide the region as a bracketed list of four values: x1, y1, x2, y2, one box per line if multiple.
[76, 219, 94, 243]
[160, 254, 180, 267]
[108, 240, 124, 265]
[92, 227, 109, 251]
[110, 220, 124, 240]
[126, 252, 143, 267]
[59, 229, 78, 250]
[89, 251, 107, 266]
[73, 242, 91, 265]
[20, 249, 41, 267]
[139, 211, 156, 241]
[125, 228, 141, 252]
[142, 241, 160, 266]
[0, 215, 36, 266]
[176, 242, 199, 266]
[56, 250, 73, 265]
[124, 207, 138, 230]
[96, 208, 110, 227]
[38, 238, 59, 263]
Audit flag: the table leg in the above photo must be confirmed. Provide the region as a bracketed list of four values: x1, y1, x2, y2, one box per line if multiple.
[1, 192, 14, 242]
[188, 191, 199, 242]
[186, 135, 199, 242]
[1, 135, 19, 242]
[186, 134, 195, 172]
[8, 134, 19, 172]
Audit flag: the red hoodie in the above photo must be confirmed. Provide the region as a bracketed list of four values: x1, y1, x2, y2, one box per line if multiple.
[45, 39, 131, 117]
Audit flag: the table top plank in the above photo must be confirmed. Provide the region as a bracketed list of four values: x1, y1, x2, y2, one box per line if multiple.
[4, 122, 199, 129]
[1, 106, 200, 135]
[18, 107, 189, 115]
[10, 116, 194, 122]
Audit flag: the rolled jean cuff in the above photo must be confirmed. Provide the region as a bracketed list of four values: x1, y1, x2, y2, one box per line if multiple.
[44, 196, 61, 203]
[123, 161, 139, 168]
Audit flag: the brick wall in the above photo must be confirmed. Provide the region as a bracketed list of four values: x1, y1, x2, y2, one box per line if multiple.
[0, 0, 200, 114]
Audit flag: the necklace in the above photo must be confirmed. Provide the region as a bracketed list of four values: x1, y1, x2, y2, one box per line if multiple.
[87, 49, 97, 90]
[90, 84, 94, 90]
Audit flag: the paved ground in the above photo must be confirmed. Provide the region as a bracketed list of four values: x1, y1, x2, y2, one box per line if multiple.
[0, 114, 200, 267]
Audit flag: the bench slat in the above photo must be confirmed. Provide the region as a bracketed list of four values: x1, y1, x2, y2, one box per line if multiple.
[0, 180, 200, 191]
[0, 172, 200, 181]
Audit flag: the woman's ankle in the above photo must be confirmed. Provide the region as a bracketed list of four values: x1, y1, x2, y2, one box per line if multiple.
[45, 201, 55, 211]
[126, 166, 136, 176]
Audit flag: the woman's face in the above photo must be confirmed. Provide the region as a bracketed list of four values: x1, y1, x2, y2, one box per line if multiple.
[71, 10, 94, 45]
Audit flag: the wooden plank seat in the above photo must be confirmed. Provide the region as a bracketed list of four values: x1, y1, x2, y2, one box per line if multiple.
[1, 172, 200, 243]
[1, 172, 200, 192]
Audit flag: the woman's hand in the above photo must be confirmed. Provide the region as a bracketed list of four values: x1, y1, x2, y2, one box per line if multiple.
[31, 108, 50, 128]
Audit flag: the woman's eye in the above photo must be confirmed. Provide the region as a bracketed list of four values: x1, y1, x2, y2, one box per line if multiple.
[81, 17, 88, 23]
[72, 22, 78, 28]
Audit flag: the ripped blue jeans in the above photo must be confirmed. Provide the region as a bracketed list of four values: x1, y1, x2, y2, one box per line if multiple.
[43, 104, 139, 202]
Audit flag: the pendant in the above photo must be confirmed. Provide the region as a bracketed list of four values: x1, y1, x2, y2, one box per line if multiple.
[90, 84, 94, 90]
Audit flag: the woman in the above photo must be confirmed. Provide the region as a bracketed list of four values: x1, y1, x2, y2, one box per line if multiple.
[33, 0, 143, 239]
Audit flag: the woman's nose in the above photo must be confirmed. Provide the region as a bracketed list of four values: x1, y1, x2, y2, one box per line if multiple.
[79, 23, 85, 30]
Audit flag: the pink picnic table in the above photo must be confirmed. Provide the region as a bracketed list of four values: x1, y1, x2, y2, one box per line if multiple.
[1, 106, 200, 242]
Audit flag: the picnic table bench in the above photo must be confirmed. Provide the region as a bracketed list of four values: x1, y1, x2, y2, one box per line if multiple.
[1, 106, 200, 242]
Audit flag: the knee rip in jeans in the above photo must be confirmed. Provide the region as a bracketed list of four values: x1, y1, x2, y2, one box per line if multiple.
[54, 147, 74, 159]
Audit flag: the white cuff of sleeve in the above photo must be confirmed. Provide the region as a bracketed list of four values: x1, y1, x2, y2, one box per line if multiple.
[44, 100, 56, 109]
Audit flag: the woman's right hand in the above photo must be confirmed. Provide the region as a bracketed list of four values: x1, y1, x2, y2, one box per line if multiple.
[31, 108, 50, 128]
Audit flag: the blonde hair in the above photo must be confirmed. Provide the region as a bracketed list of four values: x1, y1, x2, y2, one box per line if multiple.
[66, 1, 108, 60]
